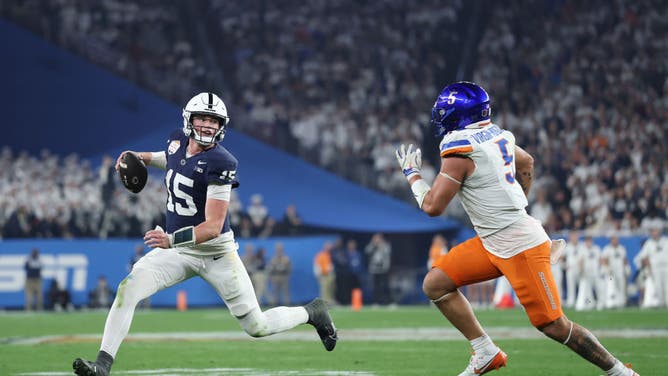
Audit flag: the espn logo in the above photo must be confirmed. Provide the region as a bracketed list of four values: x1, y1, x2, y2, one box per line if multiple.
[0, 254, 89, 292]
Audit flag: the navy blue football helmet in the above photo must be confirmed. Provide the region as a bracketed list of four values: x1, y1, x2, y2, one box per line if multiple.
[430, 81, 491, 137]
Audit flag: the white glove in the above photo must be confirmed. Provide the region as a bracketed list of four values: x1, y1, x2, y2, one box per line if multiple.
[550, 239, 566, 265]
[395, 144, 422, 180]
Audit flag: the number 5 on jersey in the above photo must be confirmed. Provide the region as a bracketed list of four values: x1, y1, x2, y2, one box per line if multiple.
[495, 139, 516, 184]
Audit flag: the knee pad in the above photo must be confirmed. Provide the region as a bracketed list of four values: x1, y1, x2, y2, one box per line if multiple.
[236, 307, 268, 338]
[224, 287, 259, 317]
[115, 270, 158, 308]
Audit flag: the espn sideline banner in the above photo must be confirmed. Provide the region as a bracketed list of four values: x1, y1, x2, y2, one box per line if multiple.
[0, 236, 337, 309]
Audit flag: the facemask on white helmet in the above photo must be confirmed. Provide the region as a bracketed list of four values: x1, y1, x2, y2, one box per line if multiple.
[182, 92, 230, 146]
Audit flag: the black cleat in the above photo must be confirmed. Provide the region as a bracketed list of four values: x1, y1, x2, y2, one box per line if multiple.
[73, 358, 109, 376]
[304, 298, 338, 351]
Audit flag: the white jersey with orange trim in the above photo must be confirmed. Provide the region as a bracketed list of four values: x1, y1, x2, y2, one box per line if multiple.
[439, 121, 549, 258]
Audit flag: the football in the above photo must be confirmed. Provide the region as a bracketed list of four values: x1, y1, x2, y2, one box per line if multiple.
[118, 152, 147, 193]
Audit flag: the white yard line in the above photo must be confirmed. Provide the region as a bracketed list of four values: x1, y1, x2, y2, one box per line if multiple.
[17, 369, 376, 376]
[4, 327, 668, 346]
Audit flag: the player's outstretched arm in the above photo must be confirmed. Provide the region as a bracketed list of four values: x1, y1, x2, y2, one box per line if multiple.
[115, 151, 167, 171]
[514, 145, 534, 197]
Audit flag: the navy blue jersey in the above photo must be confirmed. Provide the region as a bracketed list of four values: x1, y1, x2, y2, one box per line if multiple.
[163, 130, 237, 234]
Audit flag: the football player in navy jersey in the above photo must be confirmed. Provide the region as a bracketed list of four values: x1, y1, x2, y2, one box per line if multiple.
[73, 92, 337, 376]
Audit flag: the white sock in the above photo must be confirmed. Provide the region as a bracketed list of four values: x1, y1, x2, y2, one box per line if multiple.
[264, 306, 309, 333]
[606, 360, 632, 376]
[239, 306, 309, 337]
[470, 334, 497, 355]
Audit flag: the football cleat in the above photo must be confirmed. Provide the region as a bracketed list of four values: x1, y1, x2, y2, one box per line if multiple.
[304, 298, 338, 351]
[458, 348, 507, 376]
[73, 358, 109, 376]
[625, 363, 639, 376]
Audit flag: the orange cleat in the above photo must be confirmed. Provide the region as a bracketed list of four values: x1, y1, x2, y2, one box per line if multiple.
[458, 348, 508, 376]
[625, 363, 639, 376]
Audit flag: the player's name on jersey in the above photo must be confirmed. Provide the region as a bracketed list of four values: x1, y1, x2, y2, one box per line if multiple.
[471, 124, 502, 144]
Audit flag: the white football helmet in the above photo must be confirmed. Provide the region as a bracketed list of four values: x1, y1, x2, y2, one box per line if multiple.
[182, 92, 230, 145]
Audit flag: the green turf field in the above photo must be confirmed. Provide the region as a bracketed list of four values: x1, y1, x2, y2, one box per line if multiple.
[1, 306, 666, 375]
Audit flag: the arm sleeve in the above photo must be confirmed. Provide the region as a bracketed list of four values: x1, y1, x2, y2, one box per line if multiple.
[149, 151, 167, 169]
[207, 184, 231, 201]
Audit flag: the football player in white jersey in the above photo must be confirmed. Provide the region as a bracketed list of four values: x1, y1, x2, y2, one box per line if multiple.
[601, 235, 630, 308]
[563, 231, 582, 308]
[574, 236, 602, 311]
[396, 81, 638, 376]
[73, 92, 337, 376]
[634, 226, 668, 308]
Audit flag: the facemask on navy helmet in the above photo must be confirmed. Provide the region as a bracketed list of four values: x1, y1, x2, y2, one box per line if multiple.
[430, 81, 491, 137]
[182, 92, 230, 146]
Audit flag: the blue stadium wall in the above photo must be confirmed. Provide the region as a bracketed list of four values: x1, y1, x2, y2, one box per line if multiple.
[0, 235, 649, 309]
[0, 236, 338, 309]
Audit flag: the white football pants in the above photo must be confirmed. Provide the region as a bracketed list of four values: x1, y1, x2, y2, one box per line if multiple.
[99, 247, 308, 358]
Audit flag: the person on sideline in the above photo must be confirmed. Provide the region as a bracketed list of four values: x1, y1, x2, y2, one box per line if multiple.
[562, 231, 581, 308]
[24, 248, 43, 311]
[395, 81, 638, 376]
[574, 236, 602, 311]
[427, 234, 448, 269]
[601, 235, 630, 308]
[314, 242, 336, 305]
[364, 233, 392, 305]
[634, 226, 668, 308]
[73, 92, 337, 376]
[268, 242, 292, 306]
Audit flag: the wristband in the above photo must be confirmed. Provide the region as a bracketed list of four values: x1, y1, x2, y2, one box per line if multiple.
[170, 226, 196, 247]
[410, 179, 431, 208]
[403, 168, 420, 181]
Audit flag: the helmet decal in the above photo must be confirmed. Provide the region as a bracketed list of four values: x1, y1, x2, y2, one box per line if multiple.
[430, 81, 491, 138]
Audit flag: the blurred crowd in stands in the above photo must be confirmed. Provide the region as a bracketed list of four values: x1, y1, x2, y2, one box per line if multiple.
[474, 0, 667, 235]
[0, 148, 304, 239]
[0, 148, 164, 238]
[1, 0, 665, 237]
